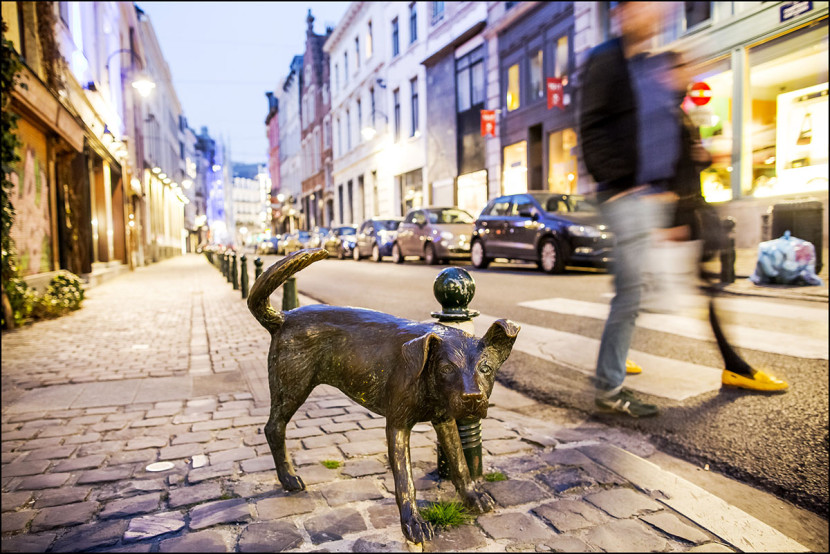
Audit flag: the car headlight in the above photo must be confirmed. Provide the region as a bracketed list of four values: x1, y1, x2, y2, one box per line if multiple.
[440, 231, 454, 241]
[568, 224, 602, 238]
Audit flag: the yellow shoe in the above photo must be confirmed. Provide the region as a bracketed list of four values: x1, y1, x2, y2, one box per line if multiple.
[722, 369, 789, 392]
[625, 359, 642, 374]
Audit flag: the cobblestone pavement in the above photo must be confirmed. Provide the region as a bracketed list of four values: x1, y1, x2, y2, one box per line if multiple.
[1, 255, 810, 552]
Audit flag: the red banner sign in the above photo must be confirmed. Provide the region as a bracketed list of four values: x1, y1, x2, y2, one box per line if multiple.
[481, 110, 496, 137]
[547, 78, 564, 110]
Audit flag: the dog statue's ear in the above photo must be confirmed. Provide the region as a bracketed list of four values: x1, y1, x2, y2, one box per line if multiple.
[402, 332, 442, 382]
[479, 319, 520, 368]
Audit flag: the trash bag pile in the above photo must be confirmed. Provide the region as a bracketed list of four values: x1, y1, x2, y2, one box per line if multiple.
[749, 231, 823, 286]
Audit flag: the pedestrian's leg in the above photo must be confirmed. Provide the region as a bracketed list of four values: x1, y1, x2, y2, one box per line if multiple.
[709, 296, 789, 392]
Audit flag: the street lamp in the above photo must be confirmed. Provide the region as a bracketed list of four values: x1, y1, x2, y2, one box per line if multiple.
[362, 110, 389, 141]
[105, 48, 155, 98]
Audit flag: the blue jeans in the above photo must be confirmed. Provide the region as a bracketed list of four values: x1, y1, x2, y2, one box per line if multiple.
[595, 190, 669, 394]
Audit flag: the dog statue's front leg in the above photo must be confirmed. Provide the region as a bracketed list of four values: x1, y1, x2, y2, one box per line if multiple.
[433, 419, 495, 514]
[387, 425, 434, 544]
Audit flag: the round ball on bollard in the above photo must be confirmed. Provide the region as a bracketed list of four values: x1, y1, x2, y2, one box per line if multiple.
[431, 267, 480, 320]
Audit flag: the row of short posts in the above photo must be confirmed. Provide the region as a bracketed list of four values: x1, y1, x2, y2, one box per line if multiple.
[210, 251, 297, 306]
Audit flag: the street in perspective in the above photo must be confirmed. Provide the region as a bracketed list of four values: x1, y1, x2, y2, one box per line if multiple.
[2, 1, 829, 553]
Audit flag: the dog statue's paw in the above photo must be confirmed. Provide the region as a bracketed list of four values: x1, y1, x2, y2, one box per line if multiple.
[463, 489, 495, 513]
[402, 514, 434, 544]
[280, 473, 306, 492]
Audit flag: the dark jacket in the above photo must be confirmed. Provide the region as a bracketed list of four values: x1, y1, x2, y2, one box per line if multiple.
[578, 38, 637, 200]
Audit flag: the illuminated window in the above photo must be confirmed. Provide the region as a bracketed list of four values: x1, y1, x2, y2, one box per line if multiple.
[682, 58, 733, 202]
[506, 63, 520, 111]
[548, 128, 578, 194]
[530, 49, 544, 101]
[555, 36, 569, 78]
[502, 141, 527, 195]
[747, 23, 828, 199]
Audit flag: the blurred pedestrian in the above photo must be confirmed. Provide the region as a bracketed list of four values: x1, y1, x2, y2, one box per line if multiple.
[578, 1, 682, 417]
[660, 108, 790, 392]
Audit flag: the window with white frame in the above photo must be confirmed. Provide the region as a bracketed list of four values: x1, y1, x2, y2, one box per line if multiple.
[431, 1, 445, 24]
[392, 17, 400, 57]
[410, 77, 419, 137]
[346, 108, 352, 151]
[344, 52, 349, 84]
[367, 21, 373, 59]
[409, 3, 418, 44]
[357, 98, 362, 139]
[393, 88, 401, 141]
[355, 36, 360, 70]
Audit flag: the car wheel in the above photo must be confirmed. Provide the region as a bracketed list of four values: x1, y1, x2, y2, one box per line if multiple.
[352, 246, 361, 261]
[337, 246, 345, 260]
[371, 244, 381, 262]
[539, 238, 565, 274]
[424, 243, 438, 265]
[471, 240, 491, 269]
[392, 243, 405, 264]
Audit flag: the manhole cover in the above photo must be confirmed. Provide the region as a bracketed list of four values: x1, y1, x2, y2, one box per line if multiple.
[145, 461, 175, 472]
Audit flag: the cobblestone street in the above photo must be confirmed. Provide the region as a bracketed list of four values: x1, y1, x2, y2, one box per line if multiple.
[1, 255, 811, 552]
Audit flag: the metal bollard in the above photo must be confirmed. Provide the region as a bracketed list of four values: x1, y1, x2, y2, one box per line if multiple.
[222, 253, 228, 278]
[254, 257, 263, 281]
[431, 267, 483, 480]
[720, 217, 736, 284]
[282, 277, 299, 310]
[226, 254, 232, 283]
[240, 254, 249, 299]
[232, 253, 239, 290]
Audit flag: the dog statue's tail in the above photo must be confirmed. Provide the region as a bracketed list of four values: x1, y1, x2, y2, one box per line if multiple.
[247, 248, 329, 333]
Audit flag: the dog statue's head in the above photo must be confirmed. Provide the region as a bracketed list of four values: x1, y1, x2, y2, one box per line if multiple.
[402, 319, 520, 420]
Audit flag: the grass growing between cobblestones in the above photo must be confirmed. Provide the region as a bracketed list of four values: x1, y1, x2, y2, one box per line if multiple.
[483, 471, 507, 482]
[321, 460, 341, 469]
[420, 501, 473, 528]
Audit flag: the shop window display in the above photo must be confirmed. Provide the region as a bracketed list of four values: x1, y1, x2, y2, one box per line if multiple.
[748, 22, 828, 198]
[503, 140, 527, 195]
[548, 128, 578, 194]
[682, 58, 734, 203]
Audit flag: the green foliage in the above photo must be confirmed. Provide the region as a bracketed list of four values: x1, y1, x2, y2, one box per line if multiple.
[419, 501, 474, 528]
[321, 460, 341, 469]
[6, 273, 85, 326]
[2, 18, 24, 329]
[483, 472, 507, 482]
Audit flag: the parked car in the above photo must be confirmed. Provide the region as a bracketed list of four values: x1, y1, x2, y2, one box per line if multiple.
[256, 236, 282, 255]
[471, 192, 613, 274]
[352, 218, 403, 262]
[322, 226, 358, 259]
[392, 207, 475, 265]
[281, 230, 312, 254]
[309, 227, 330, 248]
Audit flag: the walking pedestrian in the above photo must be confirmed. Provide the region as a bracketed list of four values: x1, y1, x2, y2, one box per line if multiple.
[659, 109, 790, 392]
[578, 1, 681, 417]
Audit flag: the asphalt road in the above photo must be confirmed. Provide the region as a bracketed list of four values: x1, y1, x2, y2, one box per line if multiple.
[258, 252, 829, 521]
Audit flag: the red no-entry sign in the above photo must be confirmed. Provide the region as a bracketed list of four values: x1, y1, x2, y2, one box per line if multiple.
[688, 82, 712, 106]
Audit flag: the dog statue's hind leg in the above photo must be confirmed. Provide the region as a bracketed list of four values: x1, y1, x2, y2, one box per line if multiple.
[264, 377, 314, 492]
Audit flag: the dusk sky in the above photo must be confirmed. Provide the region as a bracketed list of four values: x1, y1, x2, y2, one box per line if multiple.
[137, 1, 350, 166]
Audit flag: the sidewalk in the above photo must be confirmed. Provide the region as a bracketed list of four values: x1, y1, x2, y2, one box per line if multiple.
[0, 254, 814, 552]
[702, 248, 829, 303]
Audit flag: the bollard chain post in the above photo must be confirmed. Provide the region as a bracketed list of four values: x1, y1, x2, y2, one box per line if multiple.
[240, 254, 249, 299]
[430, 267, 483, 480]
[282, 277, 299, 310]
[232, 252, 239, 290]
[254, 257, 263, 281]
[226, 254, 233, 283]
[720, 217, 736, 284]
[222, 253, 228, 278]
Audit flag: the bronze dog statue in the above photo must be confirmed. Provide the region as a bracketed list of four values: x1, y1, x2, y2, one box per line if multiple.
[247, 248, 519, 543]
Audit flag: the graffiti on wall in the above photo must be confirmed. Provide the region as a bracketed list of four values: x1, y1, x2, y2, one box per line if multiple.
[9, 145, 52, 276]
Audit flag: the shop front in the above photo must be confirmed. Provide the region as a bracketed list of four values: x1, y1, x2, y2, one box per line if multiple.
[674, 3, 828, 249]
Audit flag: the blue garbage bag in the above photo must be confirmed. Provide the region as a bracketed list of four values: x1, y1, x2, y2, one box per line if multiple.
[749, 231, 823, 286]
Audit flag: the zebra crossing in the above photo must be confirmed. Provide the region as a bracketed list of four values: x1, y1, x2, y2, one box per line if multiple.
[472, 294, 828, 401]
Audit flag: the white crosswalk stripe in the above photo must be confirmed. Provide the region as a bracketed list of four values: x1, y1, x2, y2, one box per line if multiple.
[519, 297, 828, 360]
[473, 314, 723, 401]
